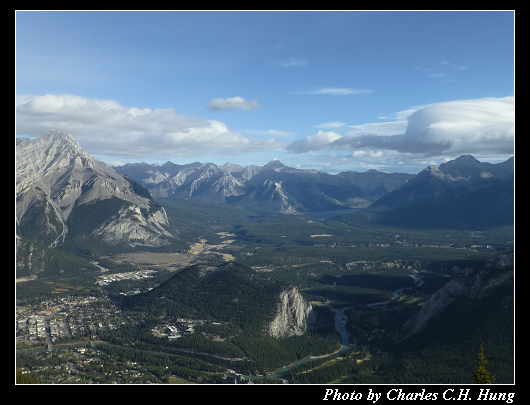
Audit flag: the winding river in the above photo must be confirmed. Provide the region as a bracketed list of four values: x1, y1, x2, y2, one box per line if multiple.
[268, 307, 355, 381]
[334, 307, 355, 347]
[269, 274, 425, 380]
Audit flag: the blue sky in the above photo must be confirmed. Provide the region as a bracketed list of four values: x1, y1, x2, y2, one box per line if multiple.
[16, 10, 514, 173]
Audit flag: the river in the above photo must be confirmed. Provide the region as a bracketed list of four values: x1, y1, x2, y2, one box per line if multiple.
[268, 306, 355, 381]
[333, 307, 355, 348]
[269, 274, 426, 380]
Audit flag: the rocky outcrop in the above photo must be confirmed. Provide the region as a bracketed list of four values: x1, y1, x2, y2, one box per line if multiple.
[16, 131, 174, 248]
[398, 252, 514, 341]
[16, 235, 46, 280]
[92, 204, 173, 247]
[267, 286, 314, 338]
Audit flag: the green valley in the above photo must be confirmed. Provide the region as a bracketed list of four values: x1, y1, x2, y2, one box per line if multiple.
[16, 198, 514, 383]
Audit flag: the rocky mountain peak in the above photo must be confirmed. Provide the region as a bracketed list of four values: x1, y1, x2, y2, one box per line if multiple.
[43, 130, 75, 142]
[34, 131, 88, 159]
[263, 158, 287, 171]
[221, 162, 244, 174]
[16, 132, 174, 248]
[453, 154, 480, 163]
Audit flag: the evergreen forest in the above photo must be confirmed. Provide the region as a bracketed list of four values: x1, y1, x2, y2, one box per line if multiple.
[16, 199, 514, 384]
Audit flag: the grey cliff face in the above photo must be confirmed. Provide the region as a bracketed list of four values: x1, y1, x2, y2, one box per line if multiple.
[16, 131, 173, 247]
[267, 286, 314, 338]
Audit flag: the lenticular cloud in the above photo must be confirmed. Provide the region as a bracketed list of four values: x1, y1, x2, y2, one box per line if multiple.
[400, 96, 514, 156]
[287, 96, 514, 158]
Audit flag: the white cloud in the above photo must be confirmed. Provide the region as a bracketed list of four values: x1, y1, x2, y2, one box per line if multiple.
[397, 96, 514, 156]
[207, 96, 261, 111]
[314, 121, 346, 129]
[346, 121, 408, 137]
[301, 88, 373, 96]
[286, 130, 342, 153]
[287, 96, 514, 159]
[352, 150, 384, 159]
[16, 94, 283, 158]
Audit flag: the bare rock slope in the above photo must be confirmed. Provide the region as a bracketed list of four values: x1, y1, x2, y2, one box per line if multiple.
[267, 286, 314, 338]
[16, 131, 174, 248]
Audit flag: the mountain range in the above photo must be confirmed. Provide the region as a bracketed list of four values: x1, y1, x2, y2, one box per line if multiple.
[16, 132, 514, 254]
[348, 155, 514, 229]
[115, 153, 514, 229]
[114, 159, 414, 214]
